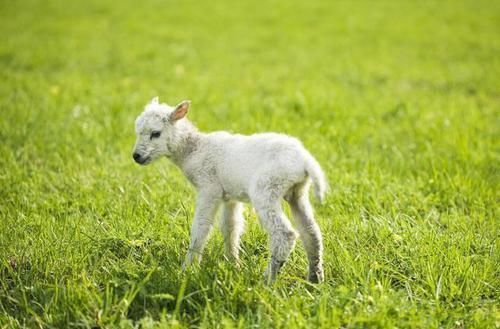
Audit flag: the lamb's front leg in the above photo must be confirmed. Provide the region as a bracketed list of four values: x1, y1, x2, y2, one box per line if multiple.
[182, 192, 221, 270]
[220, 201, 245, 262]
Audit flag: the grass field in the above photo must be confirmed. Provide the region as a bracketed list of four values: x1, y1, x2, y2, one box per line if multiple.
[1, 0, 499, 328]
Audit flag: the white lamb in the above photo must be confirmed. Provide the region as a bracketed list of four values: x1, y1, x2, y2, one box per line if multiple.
[132, 97, 328, 283]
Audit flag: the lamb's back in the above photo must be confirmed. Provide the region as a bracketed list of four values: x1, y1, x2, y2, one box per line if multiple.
[203, 132, 306, 177]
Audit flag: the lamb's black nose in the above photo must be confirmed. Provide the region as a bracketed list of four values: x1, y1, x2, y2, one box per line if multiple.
[133, 153, 141, 162]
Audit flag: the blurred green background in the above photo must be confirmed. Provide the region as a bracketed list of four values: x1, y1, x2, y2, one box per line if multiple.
[0, 0, 498, 328]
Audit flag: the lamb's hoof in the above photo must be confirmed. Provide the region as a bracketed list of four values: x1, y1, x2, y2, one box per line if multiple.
[223, 253, 241, 268]
[308, 266, 324, 283]
[263, 266, 275, 285]
[263, 258, 287, 285]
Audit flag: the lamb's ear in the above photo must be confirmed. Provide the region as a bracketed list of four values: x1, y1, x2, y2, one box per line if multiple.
[170, 100, 190, 121]
[151, 96, 159, 104]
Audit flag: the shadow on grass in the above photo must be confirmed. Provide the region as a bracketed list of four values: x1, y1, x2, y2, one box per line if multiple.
[86, 235, 272, 326]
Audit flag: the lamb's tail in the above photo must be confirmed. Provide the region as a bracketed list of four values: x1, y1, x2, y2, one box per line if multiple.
[305, 153, 328, 203]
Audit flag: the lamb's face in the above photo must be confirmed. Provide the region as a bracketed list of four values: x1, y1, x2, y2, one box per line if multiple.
[133, 110, 172, 165]
[132, 97, 190, 165]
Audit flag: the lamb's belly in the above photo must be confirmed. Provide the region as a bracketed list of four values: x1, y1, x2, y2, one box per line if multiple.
[222, 187, 250, 202]
[223, 191, 250, 202]
[218, 160, 257, 202]
[220, 178, 251, 202]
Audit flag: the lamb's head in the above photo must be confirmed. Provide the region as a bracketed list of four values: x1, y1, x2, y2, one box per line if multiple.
[132, 97, 190, 165]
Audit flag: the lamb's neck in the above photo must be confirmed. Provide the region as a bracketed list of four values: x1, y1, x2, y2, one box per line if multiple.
[169, 120, 203, 166]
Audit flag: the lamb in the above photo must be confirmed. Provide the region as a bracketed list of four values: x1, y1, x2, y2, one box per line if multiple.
[132, 97, 328, 283]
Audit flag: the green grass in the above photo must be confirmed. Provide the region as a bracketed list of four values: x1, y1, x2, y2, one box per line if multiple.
[1, 0, 499, 327]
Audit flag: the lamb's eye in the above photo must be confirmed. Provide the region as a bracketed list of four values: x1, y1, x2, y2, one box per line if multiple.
[150, 131, 161, 140]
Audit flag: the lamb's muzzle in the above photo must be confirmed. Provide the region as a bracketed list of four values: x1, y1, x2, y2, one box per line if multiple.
[133, 152, 150, 165]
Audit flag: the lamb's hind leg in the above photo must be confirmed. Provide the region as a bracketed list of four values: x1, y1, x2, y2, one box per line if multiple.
[220, 201, 245, 261]
[251, 187, 298, 284]
[287, 185, 324, 283]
